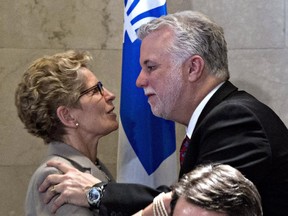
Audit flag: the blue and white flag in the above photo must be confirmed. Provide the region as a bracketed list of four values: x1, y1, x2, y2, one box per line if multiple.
[117, 0, 177, 188]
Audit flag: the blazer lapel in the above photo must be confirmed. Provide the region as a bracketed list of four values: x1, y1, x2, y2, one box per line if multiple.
[179, 81, 238, 178]
[196, 81, 238, 129]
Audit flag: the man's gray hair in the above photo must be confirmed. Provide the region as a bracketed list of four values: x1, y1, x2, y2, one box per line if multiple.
[137, 11, 229, 80]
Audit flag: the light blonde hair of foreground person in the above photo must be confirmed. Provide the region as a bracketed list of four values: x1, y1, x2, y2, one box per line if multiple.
[170, 163, 263, 216]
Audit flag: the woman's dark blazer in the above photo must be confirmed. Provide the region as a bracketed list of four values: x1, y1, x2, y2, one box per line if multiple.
[100, 81, 288, 216]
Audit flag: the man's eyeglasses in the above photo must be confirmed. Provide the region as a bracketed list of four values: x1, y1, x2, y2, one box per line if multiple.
[79, 81, 104, 98]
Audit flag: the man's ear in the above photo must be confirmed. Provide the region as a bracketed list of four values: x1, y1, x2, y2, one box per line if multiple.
[56, 106, 77, 128]
[186, 55, 205, 82]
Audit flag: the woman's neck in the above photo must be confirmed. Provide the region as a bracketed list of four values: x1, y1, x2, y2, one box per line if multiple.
[62, 133, 99, 163]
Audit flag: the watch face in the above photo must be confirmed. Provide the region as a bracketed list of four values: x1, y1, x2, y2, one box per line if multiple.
[88, 188, 100, 205]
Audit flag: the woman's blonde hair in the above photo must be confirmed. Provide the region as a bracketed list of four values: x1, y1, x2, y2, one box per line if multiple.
[15, 50, 92, 144]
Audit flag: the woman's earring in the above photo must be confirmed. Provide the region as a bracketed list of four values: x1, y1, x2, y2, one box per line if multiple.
[75, 122, 79, 128]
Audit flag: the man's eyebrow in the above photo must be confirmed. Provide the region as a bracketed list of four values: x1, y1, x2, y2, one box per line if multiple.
[143, 59, 156, 65]
[143, 60, 150, 65]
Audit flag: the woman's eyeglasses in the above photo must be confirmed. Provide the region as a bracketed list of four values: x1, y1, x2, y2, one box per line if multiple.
[79, 81, 104, 98]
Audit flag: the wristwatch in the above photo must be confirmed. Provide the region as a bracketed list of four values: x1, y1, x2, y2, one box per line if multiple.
[86, 182, 107, 209]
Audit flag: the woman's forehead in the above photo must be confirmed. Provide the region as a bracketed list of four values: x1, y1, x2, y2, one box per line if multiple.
[80, 67, 98, 83]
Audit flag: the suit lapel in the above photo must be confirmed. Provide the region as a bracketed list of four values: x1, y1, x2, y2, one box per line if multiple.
[179, 81, 238, 178]
[196, 81, 238, 129]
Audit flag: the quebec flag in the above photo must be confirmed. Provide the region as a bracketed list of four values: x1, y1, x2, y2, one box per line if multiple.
[117, 0, 177, 188]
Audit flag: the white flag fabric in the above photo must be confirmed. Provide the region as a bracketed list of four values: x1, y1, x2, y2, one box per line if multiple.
[117, 0, 177, 188]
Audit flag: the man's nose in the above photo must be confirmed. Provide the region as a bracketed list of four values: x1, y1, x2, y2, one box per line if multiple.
[136, 70, 147, 88]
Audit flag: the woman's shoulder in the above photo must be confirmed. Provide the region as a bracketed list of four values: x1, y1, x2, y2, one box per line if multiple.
[29, 156, 72, 187]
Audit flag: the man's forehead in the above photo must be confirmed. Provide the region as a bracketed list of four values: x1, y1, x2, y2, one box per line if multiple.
[174, 197, 227, 216]
[139, 51, 160, 66]
[140, 31, 173, 64]
[139, 42, 158, 65]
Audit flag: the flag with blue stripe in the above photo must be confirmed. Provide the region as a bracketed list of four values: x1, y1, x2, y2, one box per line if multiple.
[117, 0, 177, 187]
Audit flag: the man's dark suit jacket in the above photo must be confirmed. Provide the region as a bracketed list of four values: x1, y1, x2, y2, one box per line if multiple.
[100, 81, 288, 216]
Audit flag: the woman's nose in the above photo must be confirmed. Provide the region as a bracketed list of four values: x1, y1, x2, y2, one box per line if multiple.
[103, 88, 116, 101]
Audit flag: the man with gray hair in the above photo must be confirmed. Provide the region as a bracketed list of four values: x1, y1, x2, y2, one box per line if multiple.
[39, 11, 288, 215]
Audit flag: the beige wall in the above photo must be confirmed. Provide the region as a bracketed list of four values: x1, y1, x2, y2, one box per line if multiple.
[1, 0, 288, 215]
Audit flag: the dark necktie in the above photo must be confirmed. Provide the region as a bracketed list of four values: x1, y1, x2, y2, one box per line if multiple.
[180, 136, 190, 165]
